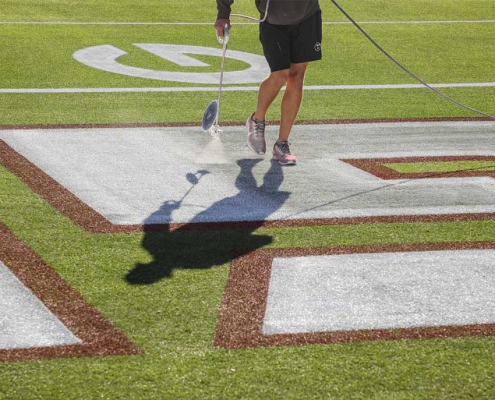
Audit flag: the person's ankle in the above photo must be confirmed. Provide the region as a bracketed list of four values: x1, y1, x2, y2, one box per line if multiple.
[252, 112, 265, 121]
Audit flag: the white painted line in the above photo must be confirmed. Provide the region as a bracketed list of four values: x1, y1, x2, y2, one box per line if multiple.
[2, 82, 494, 94]
[72, 44, 270, 84]
[1, 122, 495, 226]
[263, 250, 495, 334]
[0, 20, 494, 25]
[0, 261, 81, 350]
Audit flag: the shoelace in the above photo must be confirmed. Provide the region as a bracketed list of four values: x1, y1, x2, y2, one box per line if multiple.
[253, 120, 265, 137]
[275, 141, 291, 154]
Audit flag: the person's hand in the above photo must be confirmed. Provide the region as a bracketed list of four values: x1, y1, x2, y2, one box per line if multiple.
[214, 18, 231, 39]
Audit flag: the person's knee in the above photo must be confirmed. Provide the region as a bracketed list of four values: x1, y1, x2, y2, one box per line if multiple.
[288, 63, 309, 83]
[268, 69, 290, 87]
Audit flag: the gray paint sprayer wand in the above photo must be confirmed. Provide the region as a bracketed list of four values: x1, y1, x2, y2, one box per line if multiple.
[201, 24, 230, 137]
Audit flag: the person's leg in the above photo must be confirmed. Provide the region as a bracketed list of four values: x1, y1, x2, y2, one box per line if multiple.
[271, 62, 308, 166]
[247, 68, 289, 155]
[271, 10, 322, 165]
[253, 69, 289, 121]
[278, 61, 309, 142]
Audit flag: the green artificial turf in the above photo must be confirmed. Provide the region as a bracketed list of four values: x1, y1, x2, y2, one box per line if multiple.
[385, 160, 495, 173]
[0, 5, 494, 125]
[1, 1, 495, 398]
[2, 87, 494, 127]
[1, 154, 495, 400]
[2, 0, 494, 23]
[1, 162, 495, 400]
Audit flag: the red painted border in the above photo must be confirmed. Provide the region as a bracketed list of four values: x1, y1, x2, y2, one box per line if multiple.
[2, 139, 495, 233]
[214, 242, 495, 349]
[2, 120, 495, 352]
[343, 156, 495, 180]
[0, 116, 489, 131]
[0, 222, 141, 362]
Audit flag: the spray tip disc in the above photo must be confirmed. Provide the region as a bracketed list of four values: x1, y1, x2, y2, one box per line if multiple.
[201, 100, 219, 132]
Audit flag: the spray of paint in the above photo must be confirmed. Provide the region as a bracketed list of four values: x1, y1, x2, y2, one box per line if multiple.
[196, 136, 229, 164]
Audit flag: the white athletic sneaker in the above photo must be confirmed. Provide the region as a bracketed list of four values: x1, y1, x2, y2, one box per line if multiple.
[246, 113, 266, 155]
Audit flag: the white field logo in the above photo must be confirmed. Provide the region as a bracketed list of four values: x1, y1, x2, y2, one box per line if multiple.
[73, 44, 270, 84]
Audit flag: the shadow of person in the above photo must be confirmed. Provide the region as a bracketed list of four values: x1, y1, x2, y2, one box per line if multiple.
[125, 159, 290, 285]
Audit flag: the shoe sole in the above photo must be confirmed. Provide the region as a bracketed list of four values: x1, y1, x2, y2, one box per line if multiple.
[247, 141, 266, 155]
[273, 156, 297, 166]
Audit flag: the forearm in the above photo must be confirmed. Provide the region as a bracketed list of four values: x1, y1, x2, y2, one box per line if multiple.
[217, 0, 234, 20]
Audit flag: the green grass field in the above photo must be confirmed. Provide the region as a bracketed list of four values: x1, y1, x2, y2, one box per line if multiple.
[1, 1, 495, 399]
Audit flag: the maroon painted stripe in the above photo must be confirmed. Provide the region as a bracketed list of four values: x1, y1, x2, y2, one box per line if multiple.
[2, 139, 495, 233]
[214, 242, 495, 349]
[0, 116, 489, 131]
[343, 156, 495, 180]
[0, 140, 119, 233]
[0, 222, 141, 362]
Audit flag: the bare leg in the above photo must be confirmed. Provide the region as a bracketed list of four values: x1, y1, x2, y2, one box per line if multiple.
[252, 69, 289, 121]
[278, 62, 309, 142]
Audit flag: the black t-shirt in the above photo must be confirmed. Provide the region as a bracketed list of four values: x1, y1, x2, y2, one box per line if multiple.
[217, 0, 320, 25]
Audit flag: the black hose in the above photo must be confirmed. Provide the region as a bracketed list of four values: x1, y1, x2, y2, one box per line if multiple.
[330, 0, 495, 120]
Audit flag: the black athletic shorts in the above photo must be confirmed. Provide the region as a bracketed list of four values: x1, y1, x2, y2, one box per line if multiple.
[259, 10, 322, 72]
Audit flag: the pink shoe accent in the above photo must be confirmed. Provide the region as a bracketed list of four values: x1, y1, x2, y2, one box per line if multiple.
[272, 141, 297, 165]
